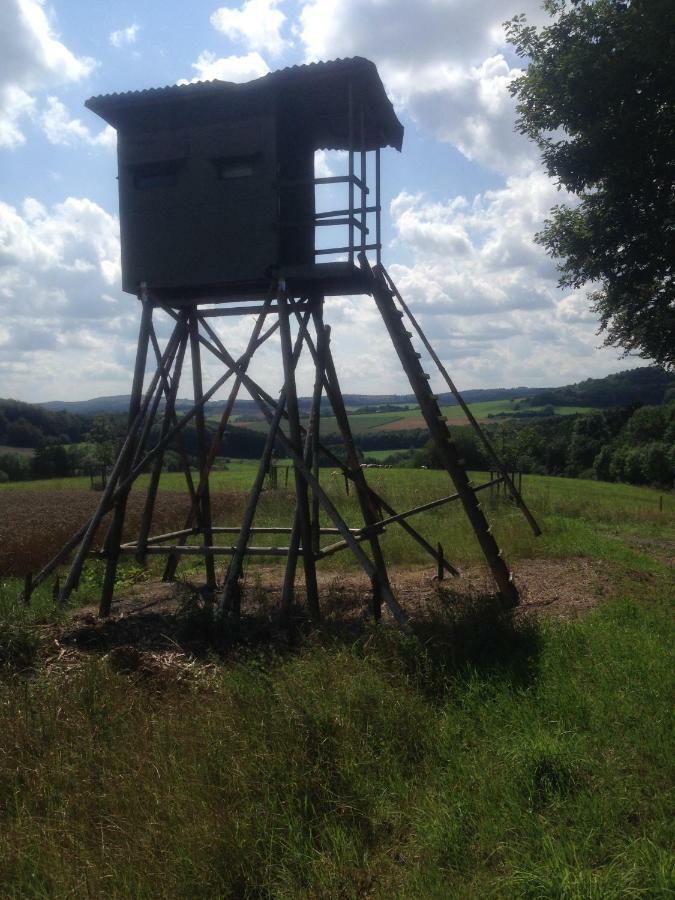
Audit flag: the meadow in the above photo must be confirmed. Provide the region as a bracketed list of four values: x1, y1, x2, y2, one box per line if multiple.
[0, 467, 673, 897]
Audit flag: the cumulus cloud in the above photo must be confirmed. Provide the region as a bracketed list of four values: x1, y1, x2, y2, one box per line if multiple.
[0, 0, 95, 148]
[298, 0, 549, 175]
[110, 24, 140, 48]
[211, 0, 288, 56]
[179, 50, 270, 84]
[40, 96, 115, 148]
[0, 196, 143, 400]
[362, 171, 629, 390]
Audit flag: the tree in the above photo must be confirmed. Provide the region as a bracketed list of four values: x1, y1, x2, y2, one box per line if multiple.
[507, 0, 675, 368]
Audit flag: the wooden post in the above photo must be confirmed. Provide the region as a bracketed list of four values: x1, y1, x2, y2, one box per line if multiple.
[136, 320, 189, 563]
[293, 312, 459, 579]
[309, 302, 324, 555]
[98, 297, 154, 616]
[203, 321, 408, 626]
[437, 543, 444, 582]
[278, 295, 320, 620]
[188, 309, 216, 593]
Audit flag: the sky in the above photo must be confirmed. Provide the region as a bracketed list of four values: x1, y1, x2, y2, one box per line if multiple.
[0, 0, 644, 403]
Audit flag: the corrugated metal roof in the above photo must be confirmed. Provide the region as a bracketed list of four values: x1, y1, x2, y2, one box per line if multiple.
[85, 57, 404, 151]
[87, 57, 374, 103]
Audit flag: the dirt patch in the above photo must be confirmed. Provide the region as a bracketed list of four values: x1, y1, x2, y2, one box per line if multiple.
[41, 557, 617, 680]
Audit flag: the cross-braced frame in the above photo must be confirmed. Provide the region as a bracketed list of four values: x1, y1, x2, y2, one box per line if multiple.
[26, 262, 541, 627]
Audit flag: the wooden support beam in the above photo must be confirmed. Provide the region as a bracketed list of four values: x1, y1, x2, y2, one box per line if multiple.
[318, 311, 392, 621]
[278, 294, 320, 620]
[98, 297, 154, 615]
[295, 312, 461, 579]
[200, 340, 409, 627]
[378, 263, 541, 538]
[116, 545, 295, 558]
[164, 291, 276, 581]
[188, 310, 216, 592]
[216, 312, 311, 622]
[136, 319, 189, 562]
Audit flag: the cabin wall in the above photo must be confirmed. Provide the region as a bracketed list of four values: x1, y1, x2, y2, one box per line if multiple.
[117, 114, 279, 296]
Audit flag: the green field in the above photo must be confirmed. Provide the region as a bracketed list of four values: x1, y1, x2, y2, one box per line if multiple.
[1, 464, 672, 569]
[229, 399, 595, 437]
[1, 471, 673, 896]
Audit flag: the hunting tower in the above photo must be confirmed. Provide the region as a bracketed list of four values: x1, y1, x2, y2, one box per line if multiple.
[36, 59, 540, 625]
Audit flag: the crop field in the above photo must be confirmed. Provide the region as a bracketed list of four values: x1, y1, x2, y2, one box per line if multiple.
[0, 468, 672, 897]
[229, 399, 595, 437]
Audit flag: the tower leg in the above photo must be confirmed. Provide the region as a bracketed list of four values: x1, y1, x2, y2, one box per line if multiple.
[136, 317, 189, 563]
[318, 313, 391, 621]
[188, 310, 216, 594]
[99, 298, 154, 616]
[278, 295, 320, 620]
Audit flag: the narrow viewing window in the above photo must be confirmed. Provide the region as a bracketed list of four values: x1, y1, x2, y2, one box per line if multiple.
[214, 153, 259, 180]
[133, 160, 181, 190]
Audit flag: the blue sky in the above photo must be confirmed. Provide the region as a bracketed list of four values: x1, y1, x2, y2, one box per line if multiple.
[0, 0, 641, 402]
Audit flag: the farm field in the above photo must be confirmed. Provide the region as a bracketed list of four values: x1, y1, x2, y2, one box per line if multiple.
[229, 398, 595, 436]
[0, 469, 673, 897]
[0, 464, 672, 577]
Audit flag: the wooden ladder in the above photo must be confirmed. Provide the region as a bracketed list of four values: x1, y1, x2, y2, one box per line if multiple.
[362, 256, 520, 607]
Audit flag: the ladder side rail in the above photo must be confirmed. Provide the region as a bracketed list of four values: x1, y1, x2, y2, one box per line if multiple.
[378, 263, 541, 538]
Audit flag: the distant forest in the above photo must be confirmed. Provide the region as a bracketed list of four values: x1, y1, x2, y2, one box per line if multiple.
[1, 366, 673, 487]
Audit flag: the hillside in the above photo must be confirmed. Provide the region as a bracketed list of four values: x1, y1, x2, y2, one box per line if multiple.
[522, 366, 674, 409]
[36, 367, 673, 419]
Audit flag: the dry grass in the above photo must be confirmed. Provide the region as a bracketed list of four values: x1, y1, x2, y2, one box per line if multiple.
[0, 489, 248, 576]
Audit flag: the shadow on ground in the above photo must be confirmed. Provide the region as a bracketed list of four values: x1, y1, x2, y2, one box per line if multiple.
[56, 577, 542, 691]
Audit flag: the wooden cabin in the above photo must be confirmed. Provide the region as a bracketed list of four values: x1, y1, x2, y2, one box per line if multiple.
[86, 57, 403, 302]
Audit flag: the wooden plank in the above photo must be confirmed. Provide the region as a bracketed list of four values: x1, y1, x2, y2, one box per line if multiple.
[117, 545, 295, 557]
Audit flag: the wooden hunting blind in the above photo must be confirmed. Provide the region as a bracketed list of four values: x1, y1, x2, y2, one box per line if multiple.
[32, 58, 541, 625]
[86, 57, 403, 301]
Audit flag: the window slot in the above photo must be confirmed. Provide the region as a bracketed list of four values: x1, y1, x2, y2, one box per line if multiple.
[213, 153, 260, 180]
[132, 160, 182, 190]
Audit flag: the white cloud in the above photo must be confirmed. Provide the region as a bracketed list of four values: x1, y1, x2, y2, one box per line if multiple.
[211, 0, 288, 56]
[40, 96, 115, 148]
[298, 0, 548, 175]
[0, 196, 144, 400]
[353, 171, 630, 390]
[179, 50, 270, 84]
[0, 0, 95, 148]
[110, 24, 140, 48]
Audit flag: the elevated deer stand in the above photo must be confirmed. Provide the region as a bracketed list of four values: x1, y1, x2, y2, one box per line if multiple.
[27, 58, 540, 625]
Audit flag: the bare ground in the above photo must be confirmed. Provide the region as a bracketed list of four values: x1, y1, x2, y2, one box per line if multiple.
[38, 557, 625, 679]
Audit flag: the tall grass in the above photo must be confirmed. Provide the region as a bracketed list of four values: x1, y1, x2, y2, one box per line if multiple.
[0, 588, 672, 897]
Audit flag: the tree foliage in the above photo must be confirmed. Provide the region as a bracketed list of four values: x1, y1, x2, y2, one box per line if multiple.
[507, 0, 675, 368]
